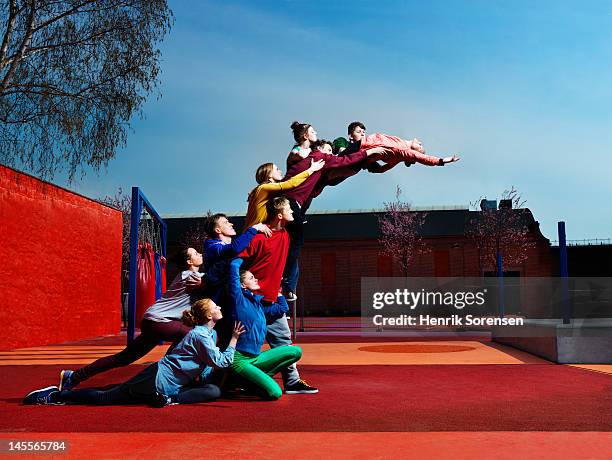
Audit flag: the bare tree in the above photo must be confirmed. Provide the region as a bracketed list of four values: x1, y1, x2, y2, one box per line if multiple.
[98, 186, 131, 271]
[378, 185, 428, 276]
[468, 186, 536, 274]
[0, 0, 173, 180]
[180, 218, 207, 254]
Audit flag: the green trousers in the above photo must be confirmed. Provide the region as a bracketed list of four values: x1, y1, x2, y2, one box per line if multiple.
[231, 346, 302, 400]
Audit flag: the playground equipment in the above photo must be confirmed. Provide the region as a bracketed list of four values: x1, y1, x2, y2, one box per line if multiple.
[127, 187, 167, 343]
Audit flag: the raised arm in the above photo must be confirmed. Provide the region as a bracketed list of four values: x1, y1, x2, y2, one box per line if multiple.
[227, 258, 246, 305]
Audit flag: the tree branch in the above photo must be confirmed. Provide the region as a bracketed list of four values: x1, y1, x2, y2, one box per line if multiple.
[2, 23, 120, 66]
[0, 0, 36, 93]
[30, 0, 97, 33]
[0, 0, 18, 67]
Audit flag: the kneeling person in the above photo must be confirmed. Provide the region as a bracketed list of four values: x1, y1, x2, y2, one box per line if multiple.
[228, 258, 302, 400]
[240, 197, 318, 394]
[57, 247, 206, 391]
[24, 300, 244, 407]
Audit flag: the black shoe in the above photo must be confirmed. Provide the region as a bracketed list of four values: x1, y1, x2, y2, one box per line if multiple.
[284, 379, 318, 394]
[150, 392, 177, 408]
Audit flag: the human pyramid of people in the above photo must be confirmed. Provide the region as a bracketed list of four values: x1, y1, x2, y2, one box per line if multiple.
[24, 121, 459, 407]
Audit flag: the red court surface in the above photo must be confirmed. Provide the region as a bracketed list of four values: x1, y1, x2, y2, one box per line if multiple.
[0, 334, 610, 459]
[2, 432, 612, 459]
[2, 364, 611, 433]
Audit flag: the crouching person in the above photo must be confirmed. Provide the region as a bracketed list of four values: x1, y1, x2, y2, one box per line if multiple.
[24, 299, 244, 407]
[228, 258, 302, 400]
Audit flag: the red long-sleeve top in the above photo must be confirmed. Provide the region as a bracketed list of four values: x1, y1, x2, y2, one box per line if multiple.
[239, 228, 289, 302]
[283, 148, 368, 206]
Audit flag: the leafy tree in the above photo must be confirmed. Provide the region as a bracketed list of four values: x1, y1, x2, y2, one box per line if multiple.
[0, 0, 173, 180]
[378, 185, 428, 276]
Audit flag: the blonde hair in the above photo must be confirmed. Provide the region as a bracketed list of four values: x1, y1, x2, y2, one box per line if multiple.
[265, 196, 289, 223]
[247, 162, 275, 202]
[255, 163, 275, 185]
[182, 298, 215, 326]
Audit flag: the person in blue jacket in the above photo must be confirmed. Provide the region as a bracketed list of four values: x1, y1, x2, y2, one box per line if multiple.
[203, 213, 272, 300]
[202, 213, 272, 349]
[23, 299, 244, 407]
[227, 258, 302, 400]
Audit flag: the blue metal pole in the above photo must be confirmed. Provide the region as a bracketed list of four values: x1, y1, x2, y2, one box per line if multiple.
[127, 187, 142, 344]
[558, 221, 570, 324]
[497, 251, 504, 318]
[160, 221, 167, 258]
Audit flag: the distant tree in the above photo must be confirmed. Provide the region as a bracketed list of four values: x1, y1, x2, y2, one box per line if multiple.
[0, 0, 173, 181]
[378, 185, 429, 276]
[98, 187, 131, 274]
[467, 186, 535, 275]
[180, 217, 207, 254]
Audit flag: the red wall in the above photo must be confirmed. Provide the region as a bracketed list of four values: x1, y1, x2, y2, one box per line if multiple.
[0, 165, 123, 350]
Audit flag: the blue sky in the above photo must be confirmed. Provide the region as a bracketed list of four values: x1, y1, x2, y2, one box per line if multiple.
[69, 0, 612, 241]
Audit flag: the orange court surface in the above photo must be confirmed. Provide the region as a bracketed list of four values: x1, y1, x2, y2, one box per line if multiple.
[0, 332, 611, 459]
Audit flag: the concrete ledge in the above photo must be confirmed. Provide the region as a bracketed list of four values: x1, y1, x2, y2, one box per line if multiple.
[492, 318, 612, 364]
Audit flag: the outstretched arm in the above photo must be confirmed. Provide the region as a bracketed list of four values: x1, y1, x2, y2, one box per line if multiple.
[196, 329, 236, 369]
[361, 133, 458, 166]
[258, 159, 325, 193]
[258, 170, 310, 193]
[206, 227, 257, 262]
[261, 296, 290, 319]
[317, 147, 390, 170]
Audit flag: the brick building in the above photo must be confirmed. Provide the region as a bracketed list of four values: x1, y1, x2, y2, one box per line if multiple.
[164, 206, 553, 316]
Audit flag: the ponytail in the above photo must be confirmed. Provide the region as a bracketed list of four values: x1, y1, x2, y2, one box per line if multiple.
[182, 298, 215, 326]
[291, 121, 311, 144]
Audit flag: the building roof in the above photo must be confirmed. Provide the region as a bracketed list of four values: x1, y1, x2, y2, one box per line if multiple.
[164, 207, 547, 244]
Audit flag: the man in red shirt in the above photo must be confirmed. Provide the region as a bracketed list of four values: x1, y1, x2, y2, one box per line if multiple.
[240, 197, 318, 394]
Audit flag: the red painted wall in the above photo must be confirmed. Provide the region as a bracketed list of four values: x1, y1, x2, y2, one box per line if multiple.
[0, 165, 122, 350]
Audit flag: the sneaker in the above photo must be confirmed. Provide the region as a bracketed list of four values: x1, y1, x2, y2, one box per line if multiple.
[283, 290, 298, 302]
[59, 370, 76, 391]
[284, 379, 319, 394]
[150, 392, 178, 408]
[23, 386, 63, 405]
